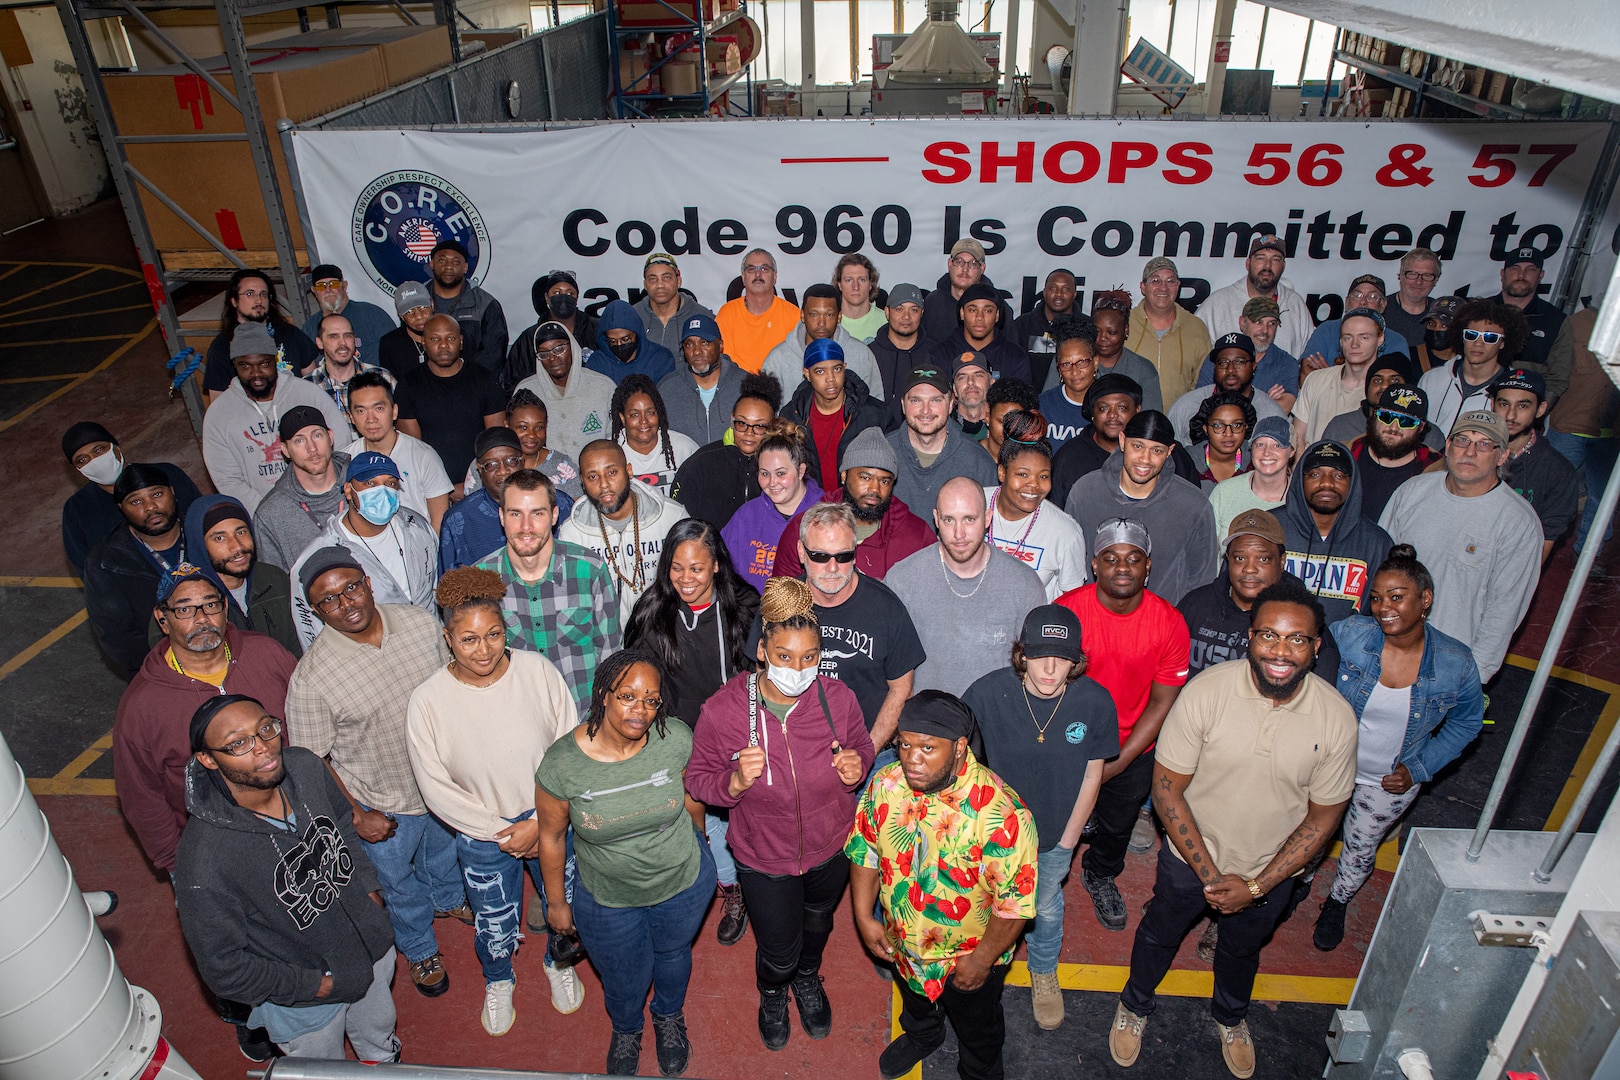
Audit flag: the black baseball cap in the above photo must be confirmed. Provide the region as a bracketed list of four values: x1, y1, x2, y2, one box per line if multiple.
[1020, 605, 1082, 661]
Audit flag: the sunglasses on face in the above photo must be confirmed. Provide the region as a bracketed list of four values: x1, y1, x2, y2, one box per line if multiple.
[804, 549, 856, 564]
[1374, 409, 1423, 429]
[1462, 329, 1504, 344]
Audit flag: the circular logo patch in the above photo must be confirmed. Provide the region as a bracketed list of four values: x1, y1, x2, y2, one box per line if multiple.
[1064, 721, 1088, 744]
[351, 171, 489, 296]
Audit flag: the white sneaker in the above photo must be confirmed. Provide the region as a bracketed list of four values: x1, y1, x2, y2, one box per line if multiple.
[482, 979, 516, 1036]
[544, 959, 585, 1015]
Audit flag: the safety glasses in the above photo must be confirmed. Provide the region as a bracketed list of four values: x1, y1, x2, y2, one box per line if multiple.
[1374, 409, 1423, 429]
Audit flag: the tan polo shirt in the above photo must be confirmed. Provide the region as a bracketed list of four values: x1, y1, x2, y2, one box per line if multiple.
[1291, 364, 1366, 445]
[1155, 659, 1356, 880]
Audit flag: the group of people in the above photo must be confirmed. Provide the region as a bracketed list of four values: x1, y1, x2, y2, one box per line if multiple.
[79, 233, 1604, 1079]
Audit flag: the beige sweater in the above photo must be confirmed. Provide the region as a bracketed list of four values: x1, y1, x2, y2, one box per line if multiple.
[406, 649, 578, 841]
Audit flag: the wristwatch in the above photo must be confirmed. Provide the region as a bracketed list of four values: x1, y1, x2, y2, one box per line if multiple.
[1245, 878, 1266, 906]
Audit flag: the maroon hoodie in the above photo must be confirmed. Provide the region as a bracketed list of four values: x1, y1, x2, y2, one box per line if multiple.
[111, 625, 297, 871]
[768, 487, 936, 582]
[687, 672, 873, 877]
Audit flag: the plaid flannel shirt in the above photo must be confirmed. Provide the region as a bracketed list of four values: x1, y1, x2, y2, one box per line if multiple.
[475, 541, 621, 718]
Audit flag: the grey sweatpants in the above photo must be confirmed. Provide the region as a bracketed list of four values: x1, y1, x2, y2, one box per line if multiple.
[1329, 782, 1421, 904]
[281, 948, 400, 1062]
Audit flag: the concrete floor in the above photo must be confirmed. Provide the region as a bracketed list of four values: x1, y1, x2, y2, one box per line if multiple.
[3, 200, 1618, 1079]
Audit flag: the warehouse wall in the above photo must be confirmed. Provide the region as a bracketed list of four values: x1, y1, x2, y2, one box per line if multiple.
[1, 7, 112, 215]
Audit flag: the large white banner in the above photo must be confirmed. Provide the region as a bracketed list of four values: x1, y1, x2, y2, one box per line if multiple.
[290, 118, 1610, 331]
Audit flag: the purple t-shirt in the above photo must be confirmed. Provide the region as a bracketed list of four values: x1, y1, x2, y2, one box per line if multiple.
[722, 481, 824, 591]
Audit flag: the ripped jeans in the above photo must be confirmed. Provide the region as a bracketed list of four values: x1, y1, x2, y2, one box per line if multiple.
[455, 812, 575, 985]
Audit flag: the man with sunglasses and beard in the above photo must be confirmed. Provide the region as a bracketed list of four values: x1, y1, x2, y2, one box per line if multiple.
[1351, 385, 1442, 521]
[1109, 577, 1354, 1079]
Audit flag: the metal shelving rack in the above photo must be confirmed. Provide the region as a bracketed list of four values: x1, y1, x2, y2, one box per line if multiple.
[607, 0, 752, 119]
[1332, 47, 1537, 121]
[51, 0, 464, 430]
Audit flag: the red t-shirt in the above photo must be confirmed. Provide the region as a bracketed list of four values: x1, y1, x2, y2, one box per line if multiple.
[808, 404, 846, 494]
[1056, 583, 1190, 744]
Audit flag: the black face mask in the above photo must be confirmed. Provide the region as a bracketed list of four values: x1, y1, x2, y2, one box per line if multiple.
[548, 293, 578, 319]
[1424, 328, 1450, 351]
[609, 338, 639, 362]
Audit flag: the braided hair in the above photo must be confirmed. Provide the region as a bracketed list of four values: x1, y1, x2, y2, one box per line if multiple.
[759, 577, 819, 646]
[586, 648, 670, 740]
[610, 374, 677, 473]
[506, 386, 548, 422]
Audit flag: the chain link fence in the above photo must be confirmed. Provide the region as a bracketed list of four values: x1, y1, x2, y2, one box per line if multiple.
[300, 13, 609, 129]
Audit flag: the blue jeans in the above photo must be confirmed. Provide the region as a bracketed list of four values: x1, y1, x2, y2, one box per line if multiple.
[362, 809, 463, 963]
[1547, 428, 1618, 549]
[1027, 844, 1075, 975]
[705, 810, 736, 888]
[572, 839, 717, 1034]
[456, 813, 574, 984]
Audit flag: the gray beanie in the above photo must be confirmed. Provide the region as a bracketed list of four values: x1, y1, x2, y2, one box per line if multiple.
[229, 321, 278, 359]
[840, 426, 897, 477]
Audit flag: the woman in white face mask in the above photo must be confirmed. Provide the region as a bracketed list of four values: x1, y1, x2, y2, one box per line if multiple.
[684, 577, 875, 1053]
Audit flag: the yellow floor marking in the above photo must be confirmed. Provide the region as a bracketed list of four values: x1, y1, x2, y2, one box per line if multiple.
[1001, 961, 1356, 1004]
[0, 280, 146, 321]
[0, 609, 87, 682]
[0, 321, 155, 433]
[0, 374, 79, 384]
[0, 302, 153, 330]
[890, 984, 919, 1080]
[28, 778, 116, 797]
[0, 331, 150, 347]
[0, 259, 140, 279]
[52, 729, 114, 783]
[1325, 836, 1403, 873]
[1500, 654, 1620, 831]
[0, 264, 29, 283]
[0, 266, 95, 309]
[0, 576, 82, 587]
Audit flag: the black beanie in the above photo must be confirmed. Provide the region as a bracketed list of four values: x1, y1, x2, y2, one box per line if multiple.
[189, 694, 265, 753]
[112, 463, 174, 503]
[61, 421, 116, 459]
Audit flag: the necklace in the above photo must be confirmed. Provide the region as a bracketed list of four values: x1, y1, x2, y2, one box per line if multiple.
[598, 493, 646, 594]
[1021, 681, 1067, 743]
[171, 640, 232, 689]
[941, 547, 991, 599]
[989, 486, 1041, 558]
[248, 787, 293, 827]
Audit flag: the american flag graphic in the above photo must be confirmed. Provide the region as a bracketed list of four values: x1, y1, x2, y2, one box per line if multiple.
[400, 218, 440, 261]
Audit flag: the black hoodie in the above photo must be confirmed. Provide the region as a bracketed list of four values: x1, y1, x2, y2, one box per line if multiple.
[175, 746, 392, 1011]
[780, 370, 893, 489]
[920, 271, 1017, 344]
[1274, 439, 1394, 623]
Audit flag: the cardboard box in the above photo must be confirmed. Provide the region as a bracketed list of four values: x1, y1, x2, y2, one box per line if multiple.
[1486, 71, 1511, 104]
[249, 26, 453, 86]
[616, 0, 717, 27]
[619, 47, 653, 92]
[661, 58, 700, 95]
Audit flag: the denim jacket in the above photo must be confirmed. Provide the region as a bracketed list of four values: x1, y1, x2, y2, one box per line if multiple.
[1329, 615, 1485, 784]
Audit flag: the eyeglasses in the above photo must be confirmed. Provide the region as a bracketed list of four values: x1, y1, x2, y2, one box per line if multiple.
[743, 263, 775, 276]
[537, 343, 570, 359]
[730, 418, 772, 435]
[949, 255, 983, 269]
[313, 579, 368, 613]
[1251, 629, 1318, 648]
[1450, 434, 1501, 454]
[1205, 420, 1248, 434]
[237, 289, 270, 300]
[1056, 359, 1093, 372]
[312, 279, 344, 290]
[805, 549, 856, 564]
[207, 718, 283, 758]
[479, 454, 524, 474]
[1374, 408, 1423, 429]
[613, 692, 663, 712]
[1462, 329, 1504, 344]
[164, 597, 226, 620]
[1212, 357, 1254, 370]
[1401, 271, 1439, 282]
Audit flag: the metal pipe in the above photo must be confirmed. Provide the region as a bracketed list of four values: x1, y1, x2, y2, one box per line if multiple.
[116, 133, 251, 142]
[0, 731, 201, 1079]
[277, 119, 322, 269]
[1535, 677, 1620, 880]
[114, 0, 241, 111]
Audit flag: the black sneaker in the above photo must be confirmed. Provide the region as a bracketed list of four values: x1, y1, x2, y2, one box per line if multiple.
[606, 1029, 642, 1076]
[1314, 897, 1348, 952]
[236, 1024, 277, 1062]
[1082, 868, 1128, 932]
[758, 984, 791, 1050]
[650, 1011, 691, 1077]
[716, 883, 748, 946]
[790, 971, 832, 1039]
[878, 1033, 938, 1079]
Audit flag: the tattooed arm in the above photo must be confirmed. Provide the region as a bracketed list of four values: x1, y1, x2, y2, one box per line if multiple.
[1204, 797, 1349, 915]
[1151, 761, 1221, 885]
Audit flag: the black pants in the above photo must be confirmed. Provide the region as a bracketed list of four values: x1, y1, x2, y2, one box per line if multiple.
[1081, 749, 1156, 880]
[1121, 844, 1293, 1025]
[895, 963, 1010, 1080]
[736, 852, 848, 989]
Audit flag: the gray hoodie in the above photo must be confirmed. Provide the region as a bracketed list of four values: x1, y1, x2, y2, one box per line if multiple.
[253, 452, 353, 571]
[762, 324, 885, 402]
[287, 506, 439, 650]
[885, 422, 999, 518]
[201, 375, 350, 515]
[634, 293, 715, 356]
[1063, 449, 1217, 606]
[557, 478, 687, 627]
[513, 325, 616, 461]
[658, 356, 748, 446]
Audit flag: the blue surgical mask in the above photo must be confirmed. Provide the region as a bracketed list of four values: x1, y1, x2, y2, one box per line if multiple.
[356, 485, 400, 526]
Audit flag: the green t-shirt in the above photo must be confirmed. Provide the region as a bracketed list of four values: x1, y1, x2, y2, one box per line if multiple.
[841, 308, 887, 344]
[536, 723, 702, 908]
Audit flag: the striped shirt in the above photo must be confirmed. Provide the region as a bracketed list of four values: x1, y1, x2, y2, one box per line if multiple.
[474, 542, 622, 718]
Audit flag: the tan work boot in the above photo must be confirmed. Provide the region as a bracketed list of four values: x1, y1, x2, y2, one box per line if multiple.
[1030, 970, 1064, 1029]
[1217, 1019, 1256, 1078]
[1109, 1002, 1148, 1067]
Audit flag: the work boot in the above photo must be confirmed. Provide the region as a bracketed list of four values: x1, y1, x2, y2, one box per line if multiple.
[435, 901, 476, 925]
[1109, 1002, 1148, 1067]
[1217, 1019, 1256, 1078]
[408, 952, 450, 997]
[235, 1024, 277, 1062]
[1082, 867, 1127, 931]
[757, 984, 791, 1050]
[605, 1029, 642, 1076]
[790, 971, 832, 1039]
[650, 1011, 690, 1077]
[1030, 970, 1064, 1029]
[1314, 896, 1348, 951]
[716, 882, 748, 946]
[879, 1034, 937, 1079]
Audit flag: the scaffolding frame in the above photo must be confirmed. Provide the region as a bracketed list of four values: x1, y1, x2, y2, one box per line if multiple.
[51, 0, 464, 431]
